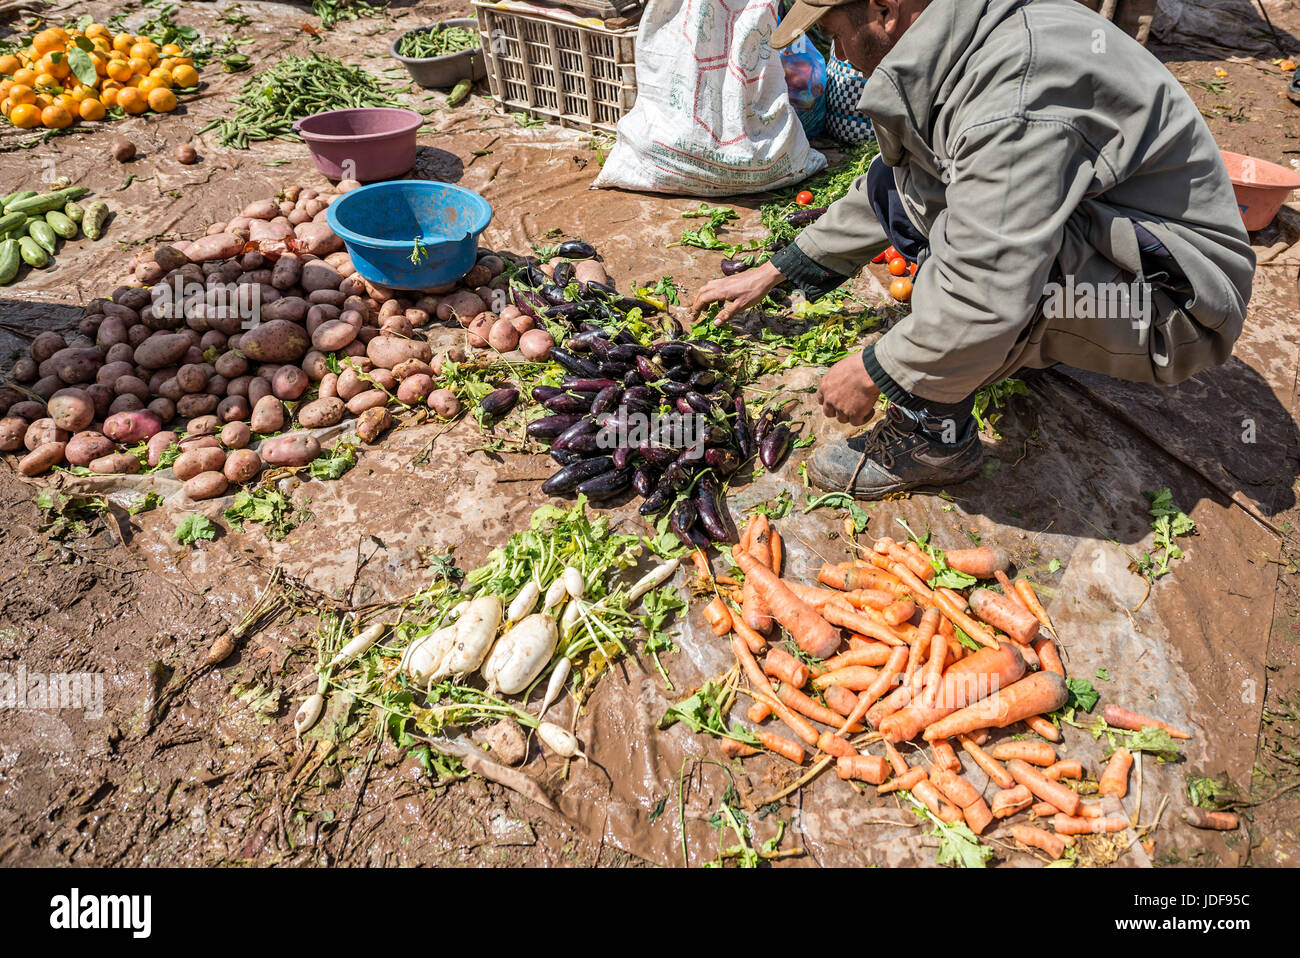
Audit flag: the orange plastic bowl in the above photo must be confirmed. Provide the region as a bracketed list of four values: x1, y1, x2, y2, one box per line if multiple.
[1220, 149, 1300, 231]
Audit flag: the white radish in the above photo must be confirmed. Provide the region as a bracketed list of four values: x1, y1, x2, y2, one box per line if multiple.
[562, 566, 585, 598]
[327, 621, 386, 669]
[537, 721, 587, 762]
[401, 624, 456, 680]
[294, 692, 324, 737]
[627, 558, 680, 605]
[440, 595, 502, 676]
[560, 597, 583, 639]
[538, 656, 572, 718]
[481, 613, 558, 695]
[507, 581, 540, 623]
[543, 577, 568, 611]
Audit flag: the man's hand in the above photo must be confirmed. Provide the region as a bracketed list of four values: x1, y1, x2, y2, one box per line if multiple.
[691, 260, 785, 325]
[817, 351, 880, 425]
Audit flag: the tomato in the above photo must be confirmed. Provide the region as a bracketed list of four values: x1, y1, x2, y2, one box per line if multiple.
[795, 190, 814, 206]
[888, 256, 908, 277]
[889, 277, 913, 303]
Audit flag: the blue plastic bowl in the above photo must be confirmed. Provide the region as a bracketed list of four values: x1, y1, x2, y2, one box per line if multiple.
[326, 181, 493, 291]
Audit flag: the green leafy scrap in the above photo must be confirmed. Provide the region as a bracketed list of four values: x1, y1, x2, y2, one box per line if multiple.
[308, 441, 357, 480]
[1134, 488, 1196, 580]
[641, 587, 686, 690]
[223, 488, 307, 541]
[173, 513, 217, 545]
[971, 377, 1031, 438]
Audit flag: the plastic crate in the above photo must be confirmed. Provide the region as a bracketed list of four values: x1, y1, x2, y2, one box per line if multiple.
[529, 0, 642, 20]
[1073, 0, 1158, 45]
[474, 0, 638, 134]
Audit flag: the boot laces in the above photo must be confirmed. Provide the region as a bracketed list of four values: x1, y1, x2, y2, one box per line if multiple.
[845, 415, 913, 492]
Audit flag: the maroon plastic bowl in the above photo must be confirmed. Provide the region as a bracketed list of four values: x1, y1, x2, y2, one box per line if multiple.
[292, 108, 423, 182]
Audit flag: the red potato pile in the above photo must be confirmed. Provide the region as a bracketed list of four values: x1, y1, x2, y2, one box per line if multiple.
[0, 183, 557, 501]
[694, 518, 1199, 863]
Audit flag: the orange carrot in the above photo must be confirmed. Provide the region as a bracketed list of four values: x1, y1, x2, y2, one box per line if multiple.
[823, 645, 894, 670]
[769, 529, 783, 576]
[922, 671, 1069, 741]
[847, 588, 906, 611]
[730, 634, 820, 747]
[754, 729, 807, 765]
[1103, 704, 1191, 740]
[880, 642, 1028, 743]
[929, 767, 982, 809]
[1053, 814, 1129, 835]
[836, 754, 889, 784]
[1076, 803, 1105, 820]
[888, 560, 936, 605]
[990, 741, 1058, 766]
[822, 684, 860, 718]
[743, 515, 774, 634]
[1009, 824, 1069, 860]
[746, 700, 772, 723]
[1012, 578, 1054, 634]
[958, 735, 1016, 790]
[963, 797, 994, 835]
[881, 598, 917, 627]
[730, 615, 768, 655]
[818, 731, 858, 758]
[866, 680, 916, 728]
[1025, 715, 1062, 742]
[921, 612, 948, 708]
[931, 738, 962, 773]
[690, 549, 712, 582]
[822, 601, 906, 647]
[995, 569, 1025, 607]
[991, 785, 1033, 818]
[1183, 808, 1239, 831]
[1007, 758, 1081, 817]
[703, 597, 733, 636]
[811, 666, 880, 692]
[776, 683, 866, 732]
[912, 780, 963, 823]
[732, 546, 841, 659]
[1031, 637, 1065, 678]
[933, 587, 999, 649]
[786, 581, 859, 610]
[905, 605, 940, 684]
[763, 647, 810, 689]
[904, 540, 934, 575]
[944, 546, 1010, 579]
[721, 738, 760, 758]
[1044, 760, 1082, 781]
[818, 563, 850, 590]
[968, 588, 1040, 644]
[1013, 641, 1042, 671]
[836, 645, 908, 737]
[875, 537, 934, 582]
[1099, 747, 1133, 797]
[1031, 802, 1060, 817]
[877, 766, 927, 794]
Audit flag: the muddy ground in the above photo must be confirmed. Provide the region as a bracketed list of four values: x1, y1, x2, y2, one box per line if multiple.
[1, 0, 1299, 868]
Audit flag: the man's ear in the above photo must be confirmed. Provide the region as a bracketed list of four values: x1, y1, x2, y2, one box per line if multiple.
[874, 0, 905, 33]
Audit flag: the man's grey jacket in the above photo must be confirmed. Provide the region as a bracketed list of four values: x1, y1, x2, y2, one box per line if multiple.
[771, 0, 1255, 412]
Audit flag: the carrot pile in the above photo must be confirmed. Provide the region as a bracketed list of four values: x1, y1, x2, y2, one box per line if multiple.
[686, 520, 1200, 864]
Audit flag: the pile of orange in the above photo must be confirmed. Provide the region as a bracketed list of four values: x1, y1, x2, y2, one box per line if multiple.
[0, 23, 200, 130]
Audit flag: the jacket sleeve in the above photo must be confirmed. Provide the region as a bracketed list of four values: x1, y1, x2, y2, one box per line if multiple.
[872, 116, 1099, 405]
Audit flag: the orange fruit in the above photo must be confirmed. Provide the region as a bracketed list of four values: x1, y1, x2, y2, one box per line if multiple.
[105, 59, 131, 83]
[79, 97, 105, 121]
[32, 94, 51, 109]
[138, 76, 161, 93]
[38, 54, 69, 80]
[117, 87, 146, 114]
[31, 29, 66, 56]
[8, 83, 35, 105]
[130, 42, 159, 64]
[40, 103, 72, 128]
[160, 43, 183, 57]
[172, 56, 194, 67]
[148, 67, 172, 86]
[128, 57, 150, 75]
[9, 102, 40, 127]
[146, 86, 176, 113]
[12, 67, 36, 87]
[171, 64, 198, 88]
[33, 73, 58, 90]
[90, 52, 108, 75]
[98, 86, 118, 107]
[889, 276, 913, 303]
[125, 75, 141, 88]
[86, 23, 111, 40]
[112, 33, 134, 53]
[0, 54, 21, 76]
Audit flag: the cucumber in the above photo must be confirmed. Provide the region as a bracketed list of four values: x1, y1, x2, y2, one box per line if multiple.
[64, 200, 84, 224]
[0, 211, 26, 234]
[0, 239, 19, 284]
[82, 201, 110, 241]
[18, 236, 49, 268]
[45, 209, 77, 239]
[5, 186, 90, 217]
[28, 219, 57, 255]
[1, 189, 38, 210]
[447, 77, 472, 108]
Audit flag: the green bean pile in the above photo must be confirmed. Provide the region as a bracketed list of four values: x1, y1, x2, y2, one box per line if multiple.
[397, 24, 482, 59]
[198, 53, 401, 149]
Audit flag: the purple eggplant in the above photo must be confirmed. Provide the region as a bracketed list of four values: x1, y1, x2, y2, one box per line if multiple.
[532, 385, 563, 403]
[759, 422, 790, 468]
[551, 447, 581, 466]
[566, 431, 602, 454]
[612, 445, 634, 470]
[552, 261, 575, 287]
[481, 387, 519, 418]
[558, 240, 596, 259]
[550, 348, 601, 377]
[655, 341, 689, 363]
[561, 377, 618, 392]
[720, 257, 753, 275]
[704, 447, 740, 475]
[512, 287, 546, 322]
[688, 369, 720, 389]
[545, 302, 587, 320]
[553, 417, 596, 449]
[638, 483, 674, 516]
[622, 368, 643, 388]
[583, 279, 618, 297]
[664, 364, 691, 382]
[636, 354, 665, 382]
[674, 397, 694, 416]
[576, 465, 633, 500]
[632, 465, 658, 497]
[682, 522, 712, 550]
[568, 329, 610, 352]
[544, 392, 594, 414]
[686, 343, 723, 370]
[527, 413, 584, 439]
[787, 206, 827, 227]
[591, 384, 623, 416]
[669, 499, 698, 540]
[607, 344, 648, 364]
[597, 362, 632, 379]
[543, 456, 615, 495]
[684, 390, 713, 414]
[733, 397, 754, 459]
[640, 443, 679, 468]
[624, 386, 653, 405]
[695, 475, 737, 543]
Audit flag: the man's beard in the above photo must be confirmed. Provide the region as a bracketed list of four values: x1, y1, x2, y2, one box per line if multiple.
[833, 27, 894, 73]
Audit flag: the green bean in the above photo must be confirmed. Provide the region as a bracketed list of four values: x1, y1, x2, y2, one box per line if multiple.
[397, 25, 481, 59]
